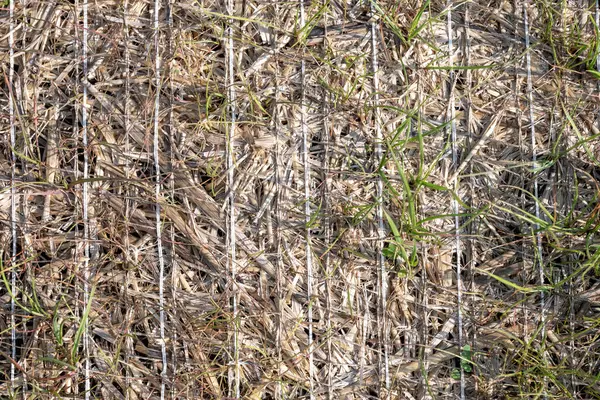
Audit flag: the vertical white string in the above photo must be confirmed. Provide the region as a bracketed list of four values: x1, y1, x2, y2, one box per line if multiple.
[272, 5, 283, 398]
[165, 1, 178, 396]
[464, 1, 476, 393]
[524, 2, 546, 397]
[123, 1, 133, 398]
[152, 1, 168, 398]
[73, 3, 81, 396]
[369, 2, 389, 395]
[321, 6, 333, 399]
[299, 0, 315, 397]
[524, 0, 544, 330]
[8, 0, 17, 393]
[81, 0, 91, 397]
[226, 0, 239, 397]
[447, 2, 465, 399]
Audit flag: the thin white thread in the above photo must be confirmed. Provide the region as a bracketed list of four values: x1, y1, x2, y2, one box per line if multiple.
[524, 0, 544, 330]
[9, 0, 17, 394]
[321, 6, 333, 399]
[73, 3, 82, 394]
[464, 1, 477, 394]
[272, 6, 283, 397]
[226, 0, 239, 397]
[369, 2, 389, 395]
[447, 3, 465, 399]
[165, 1, 178, 396]
[153, 1, 168, 398]
[81, 0, 91, 397]
[123, 1, 132, 398]
[299, 1, 315, 398]
[524, 3, 546, 397]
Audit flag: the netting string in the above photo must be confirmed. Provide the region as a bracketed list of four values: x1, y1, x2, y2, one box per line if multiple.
[524, 2, 546, 397]
[9, 0, 18, 393]
[447, 2, 465, 399]
[81, 0, 92, 397]
[226, 0, 240, 397]
[369, 2, 390, 395]
[152, 0, 168, 398]
[299, 0, 315, 398]
[122, 1, 133, 398]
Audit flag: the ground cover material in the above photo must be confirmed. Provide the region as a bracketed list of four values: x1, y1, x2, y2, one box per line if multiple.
[1, 0, 600, 398]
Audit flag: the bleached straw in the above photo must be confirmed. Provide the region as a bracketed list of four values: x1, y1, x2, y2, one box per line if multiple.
[8, 0, 17, 393]
[447, 2, 465, 399]
[152, 1, 168, 398]
[226, 0, 240, 397]
[369, 2, 389, 395]
[81, 0, 91, 397]
[523, 2, 546, 396]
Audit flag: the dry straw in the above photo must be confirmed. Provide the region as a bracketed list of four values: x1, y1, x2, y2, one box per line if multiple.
[1, 1, 600, 398]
